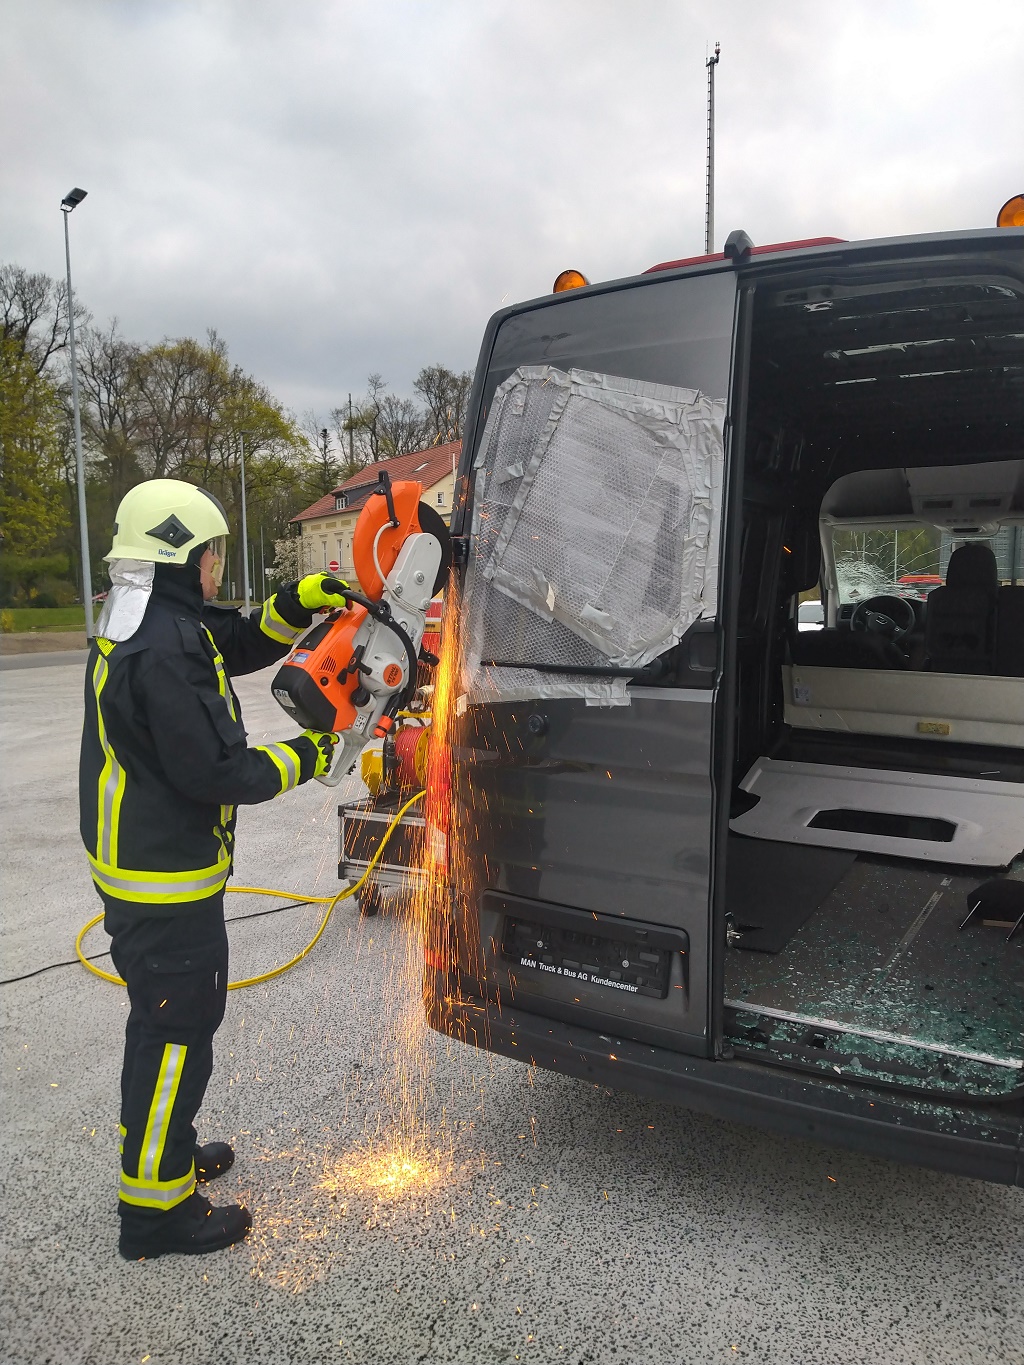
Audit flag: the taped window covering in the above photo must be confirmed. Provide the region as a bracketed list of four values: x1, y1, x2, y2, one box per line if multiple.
[462, 365, 725, 703]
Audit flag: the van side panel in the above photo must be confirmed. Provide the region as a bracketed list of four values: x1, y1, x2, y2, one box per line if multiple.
[457, 689, 716, 1051]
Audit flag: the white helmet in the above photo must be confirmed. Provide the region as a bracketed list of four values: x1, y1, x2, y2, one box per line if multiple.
[106, 478, 229, 568]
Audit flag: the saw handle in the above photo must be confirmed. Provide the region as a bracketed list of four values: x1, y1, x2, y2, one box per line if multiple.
[315, 732, 364, 787]
[375, 469, 400, 528]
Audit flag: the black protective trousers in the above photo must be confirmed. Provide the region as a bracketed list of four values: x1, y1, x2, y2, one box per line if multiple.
[104, 896, 228, 1224]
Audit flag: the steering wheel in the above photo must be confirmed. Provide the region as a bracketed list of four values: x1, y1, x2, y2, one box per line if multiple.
[850, 594, 917, 641]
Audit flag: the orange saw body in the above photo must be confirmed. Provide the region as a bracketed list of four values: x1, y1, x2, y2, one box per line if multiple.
[271, 472, 451, 784]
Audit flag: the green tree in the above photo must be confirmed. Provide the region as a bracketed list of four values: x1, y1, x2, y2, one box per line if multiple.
[298, 414, 344, 497]
[0, 335, 67, 556]
[69, 328, 309, 597]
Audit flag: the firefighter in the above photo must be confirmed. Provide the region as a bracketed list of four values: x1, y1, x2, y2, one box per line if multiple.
[80, 477, 349, 1260]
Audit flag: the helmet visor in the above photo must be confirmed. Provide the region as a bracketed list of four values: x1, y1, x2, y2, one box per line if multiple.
[206, 536, 227, 589]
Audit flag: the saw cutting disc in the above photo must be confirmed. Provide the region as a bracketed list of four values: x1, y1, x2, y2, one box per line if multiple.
[414, 500, 454, 596]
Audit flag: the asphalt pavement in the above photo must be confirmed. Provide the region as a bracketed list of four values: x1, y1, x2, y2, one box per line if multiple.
[1, 658, 1022, 1365]
[0, 649, 92, 671]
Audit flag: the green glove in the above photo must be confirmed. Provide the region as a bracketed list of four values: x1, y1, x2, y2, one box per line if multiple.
[303, 729, 338, 778]
[297, 573, 351, 611]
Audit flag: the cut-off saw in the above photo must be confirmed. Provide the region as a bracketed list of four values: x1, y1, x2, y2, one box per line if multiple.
[271, 470, 451, 785]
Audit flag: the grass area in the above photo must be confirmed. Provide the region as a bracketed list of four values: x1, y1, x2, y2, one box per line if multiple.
[0, 602, 265, 632]
[1, 606, 87, 633]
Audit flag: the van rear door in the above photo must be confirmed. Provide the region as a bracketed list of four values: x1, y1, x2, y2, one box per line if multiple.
[449, 268, 740, 1058]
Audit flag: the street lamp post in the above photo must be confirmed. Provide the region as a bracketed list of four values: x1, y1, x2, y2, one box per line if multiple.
[61, 187, 94, 639]
[705, 43, 721, 255]
[238, 432, 251, 614]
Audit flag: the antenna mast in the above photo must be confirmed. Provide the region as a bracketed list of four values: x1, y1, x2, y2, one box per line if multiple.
[705, 41, 721, 254]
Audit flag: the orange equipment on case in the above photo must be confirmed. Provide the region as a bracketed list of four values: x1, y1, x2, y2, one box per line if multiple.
[271, 470, 451, 785]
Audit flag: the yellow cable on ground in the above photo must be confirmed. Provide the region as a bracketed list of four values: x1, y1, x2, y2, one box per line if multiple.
[75, 789, 425, 991]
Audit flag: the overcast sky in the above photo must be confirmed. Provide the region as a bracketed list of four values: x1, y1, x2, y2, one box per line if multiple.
[3, 0, 1022, 424]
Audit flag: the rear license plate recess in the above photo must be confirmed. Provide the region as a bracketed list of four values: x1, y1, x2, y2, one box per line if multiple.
[492, 894, 688, 1000]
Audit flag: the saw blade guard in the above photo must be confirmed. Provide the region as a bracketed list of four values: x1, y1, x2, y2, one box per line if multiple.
[353, 477, 452, 600]
[354, 479, 424, 600]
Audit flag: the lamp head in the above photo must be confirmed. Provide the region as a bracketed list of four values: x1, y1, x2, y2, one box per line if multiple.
[61, 187, 88, 213]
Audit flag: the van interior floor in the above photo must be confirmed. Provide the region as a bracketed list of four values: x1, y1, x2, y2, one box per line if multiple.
[723, 841, 1024, 1100]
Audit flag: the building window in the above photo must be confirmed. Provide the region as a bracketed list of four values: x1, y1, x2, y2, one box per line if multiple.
[335, 493, 348, 511]
[436, 491, 445, 505]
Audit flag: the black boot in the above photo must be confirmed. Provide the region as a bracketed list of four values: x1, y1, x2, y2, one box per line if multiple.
[194, 1140, 235, 1183]
[119, 1191, 251, 1260]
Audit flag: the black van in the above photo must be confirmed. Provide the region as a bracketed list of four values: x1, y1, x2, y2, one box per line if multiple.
[424, 224, 1024, 1186]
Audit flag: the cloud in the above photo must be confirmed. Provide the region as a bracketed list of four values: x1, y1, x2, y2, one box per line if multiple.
[2, 0, 1021, 419]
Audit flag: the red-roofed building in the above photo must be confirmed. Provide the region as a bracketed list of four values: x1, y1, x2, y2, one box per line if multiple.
[289, 441, 460, 582]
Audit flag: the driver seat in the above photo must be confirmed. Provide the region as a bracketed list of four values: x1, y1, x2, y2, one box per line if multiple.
[924, 543, 999, 674]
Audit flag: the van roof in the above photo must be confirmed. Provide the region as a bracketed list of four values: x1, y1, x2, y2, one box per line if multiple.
[645, 237, 846, 274]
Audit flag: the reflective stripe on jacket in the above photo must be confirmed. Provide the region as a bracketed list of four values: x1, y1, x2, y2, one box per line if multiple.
[79, 573, 318, 913]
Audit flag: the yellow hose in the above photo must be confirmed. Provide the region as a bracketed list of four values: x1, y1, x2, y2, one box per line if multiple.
[75, 789, 425, 991]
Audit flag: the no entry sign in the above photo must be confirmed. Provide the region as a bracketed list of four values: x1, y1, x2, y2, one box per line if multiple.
[328, 560, 340, 573]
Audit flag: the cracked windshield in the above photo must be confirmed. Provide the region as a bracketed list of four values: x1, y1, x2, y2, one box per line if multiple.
[831, 522, 1023, 605]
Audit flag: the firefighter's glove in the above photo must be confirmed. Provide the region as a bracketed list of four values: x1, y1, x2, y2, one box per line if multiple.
[303, 729, 339, 779]
[296, 573, 351, 612]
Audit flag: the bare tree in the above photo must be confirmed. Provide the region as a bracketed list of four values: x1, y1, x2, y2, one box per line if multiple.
[77, 321, 143, 504]
[375, 389, 430, 458]
[414, 363, 474, 444]
[332, 372, 388, 467]
[0, 262, 89, 374]
[333, 373, 432, 466]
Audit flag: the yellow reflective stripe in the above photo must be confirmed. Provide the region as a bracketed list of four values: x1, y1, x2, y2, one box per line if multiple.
[215, 802, 235, 863]
[119, 1167, 196, 1209]
[260, 595, 304, 644]
[87, 852, 230, 884]
[118, 1122, 126, 1155]
[202, 627, 238, 720]
[257, 742, 301, 793]
[139, 1043, 187, 1183]
[88, 851, 230, 904]
[92, 650, 127, 867]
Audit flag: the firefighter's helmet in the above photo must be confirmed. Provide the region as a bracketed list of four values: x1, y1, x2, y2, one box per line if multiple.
[106, 479, 229, 572]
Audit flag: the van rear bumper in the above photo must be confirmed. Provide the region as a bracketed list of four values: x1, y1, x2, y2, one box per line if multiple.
[428, 988, 1024, 1187]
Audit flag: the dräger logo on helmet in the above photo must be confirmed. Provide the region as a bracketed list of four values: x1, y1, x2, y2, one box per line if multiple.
[157, 548, 177, 557]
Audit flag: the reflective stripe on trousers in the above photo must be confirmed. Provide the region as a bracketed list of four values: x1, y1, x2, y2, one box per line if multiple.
[119, 1043, 196, 1210]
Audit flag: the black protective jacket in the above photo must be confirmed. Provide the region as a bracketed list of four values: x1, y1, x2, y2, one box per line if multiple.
[79, 570, 317, 915]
